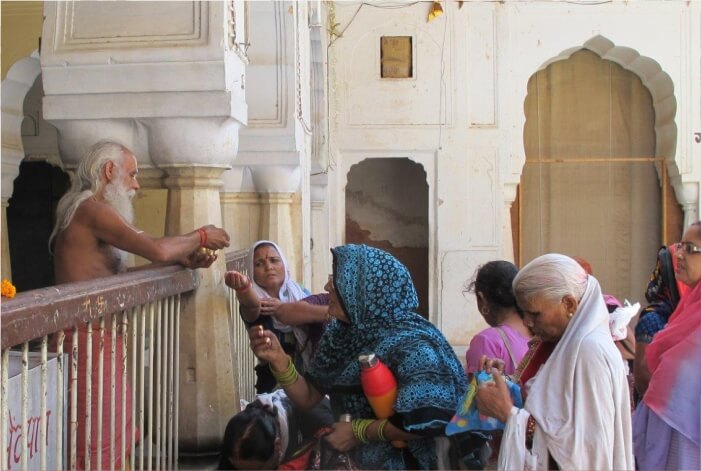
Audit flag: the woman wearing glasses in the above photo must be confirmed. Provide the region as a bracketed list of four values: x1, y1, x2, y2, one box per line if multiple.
[633, 243, 688, 397]
[633, 221, 701, 470]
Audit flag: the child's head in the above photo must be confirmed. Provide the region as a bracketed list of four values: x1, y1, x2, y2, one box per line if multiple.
[218, 401, 283, 470]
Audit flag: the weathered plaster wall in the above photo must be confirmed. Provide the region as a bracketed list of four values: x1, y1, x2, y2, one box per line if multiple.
[326, 0, 701, 356]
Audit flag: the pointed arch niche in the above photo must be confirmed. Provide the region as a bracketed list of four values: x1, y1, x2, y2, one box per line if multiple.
[514, 36, 683, 304]
[345, 158, 429, 318]
[1, 50, 67, 287]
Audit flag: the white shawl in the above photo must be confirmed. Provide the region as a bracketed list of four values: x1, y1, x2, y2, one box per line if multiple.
[499, 276, 634, 470]
[255, 389, 291, 457]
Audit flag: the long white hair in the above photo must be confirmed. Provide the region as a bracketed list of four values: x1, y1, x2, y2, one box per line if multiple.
[49, 140, 128, 250]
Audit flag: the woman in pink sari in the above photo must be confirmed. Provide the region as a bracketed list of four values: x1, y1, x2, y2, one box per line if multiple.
[633, 221, 701, 470]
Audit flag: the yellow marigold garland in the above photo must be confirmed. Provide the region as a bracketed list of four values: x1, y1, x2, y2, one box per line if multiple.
[1, 279, 16, 298]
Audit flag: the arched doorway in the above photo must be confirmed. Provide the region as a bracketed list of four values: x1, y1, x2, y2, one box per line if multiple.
[517, 49, 683, 304]
[345, 158, 429, 317]
[2, 57, 67, 291]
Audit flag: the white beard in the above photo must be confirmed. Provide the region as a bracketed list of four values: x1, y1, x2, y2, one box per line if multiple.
[103, 180, 136, 269]
[103, 180, 135, 225]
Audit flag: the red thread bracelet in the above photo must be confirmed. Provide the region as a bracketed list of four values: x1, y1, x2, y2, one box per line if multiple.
[235, 279, 252, 294]
[197, 228, 207, 247]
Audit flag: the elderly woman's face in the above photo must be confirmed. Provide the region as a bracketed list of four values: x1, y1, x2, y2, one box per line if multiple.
[675, 226, 701, 289]
[518, 294, 576, 342]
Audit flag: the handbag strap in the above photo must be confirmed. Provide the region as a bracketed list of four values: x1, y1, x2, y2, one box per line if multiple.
[496, 327, 518, 369]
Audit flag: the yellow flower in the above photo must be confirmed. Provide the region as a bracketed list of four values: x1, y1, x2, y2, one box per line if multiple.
[1, 279, 16, 299]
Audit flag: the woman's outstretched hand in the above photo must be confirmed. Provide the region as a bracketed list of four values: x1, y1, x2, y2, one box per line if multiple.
[225, 270, 250, 291]
[248, 325, 287, 369]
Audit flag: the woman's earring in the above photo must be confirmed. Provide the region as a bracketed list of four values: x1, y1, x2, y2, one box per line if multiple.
[567, 312, 574, 318]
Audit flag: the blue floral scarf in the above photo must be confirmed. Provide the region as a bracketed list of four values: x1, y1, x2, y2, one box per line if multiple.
[307, 245, 467, 469]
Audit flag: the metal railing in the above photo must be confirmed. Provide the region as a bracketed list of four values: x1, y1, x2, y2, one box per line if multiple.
[1, 265, 198, 471]
[225, 249, 256, 404]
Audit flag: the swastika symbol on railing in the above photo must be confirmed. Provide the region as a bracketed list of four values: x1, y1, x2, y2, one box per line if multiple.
[95, 296, 106, 315]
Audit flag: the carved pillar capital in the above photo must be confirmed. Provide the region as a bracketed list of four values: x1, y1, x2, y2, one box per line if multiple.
[160, 165, 228, 191]
[146, 117, 240, 168]
[674, 181, 700, 227]
[249, 165, 301, 193]
[1, 147, 24, 200]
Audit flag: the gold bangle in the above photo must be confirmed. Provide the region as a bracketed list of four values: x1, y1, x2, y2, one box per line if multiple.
[377, 419, 389, 442]
[351, 419, 374, 443]
[270, 355, 298, 386]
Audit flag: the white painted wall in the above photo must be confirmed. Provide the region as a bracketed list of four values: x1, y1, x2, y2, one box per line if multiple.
[325, 0, 701, 353]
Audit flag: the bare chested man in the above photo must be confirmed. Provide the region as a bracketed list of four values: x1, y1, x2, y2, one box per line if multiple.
[50, 139, 229, 283]
[49, 139, 230, 469]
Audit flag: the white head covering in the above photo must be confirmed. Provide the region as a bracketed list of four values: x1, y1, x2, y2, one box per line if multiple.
[499, 276, 634, 470]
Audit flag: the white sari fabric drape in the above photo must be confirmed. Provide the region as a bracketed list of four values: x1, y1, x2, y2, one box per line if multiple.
[499, 276, 634, 470]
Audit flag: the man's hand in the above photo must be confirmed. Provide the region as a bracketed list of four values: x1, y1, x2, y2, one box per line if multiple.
[182, 248, 217, 269]
[200, 225, 230, 250]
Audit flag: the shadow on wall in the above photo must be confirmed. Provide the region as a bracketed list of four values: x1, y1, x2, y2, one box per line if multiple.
[7, 161, 70, 291]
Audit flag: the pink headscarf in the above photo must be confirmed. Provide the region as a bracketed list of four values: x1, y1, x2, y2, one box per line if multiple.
[644, 276, 701, 444]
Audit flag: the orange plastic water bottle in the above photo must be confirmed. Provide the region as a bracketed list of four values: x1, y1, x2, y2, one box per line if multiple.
[359, 353, 406, 448]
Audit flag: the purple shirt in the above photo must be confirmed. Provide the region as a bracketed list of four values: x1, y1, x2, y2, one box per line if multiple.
[303, 293, 330, 306]
[465, 324, 530, 375]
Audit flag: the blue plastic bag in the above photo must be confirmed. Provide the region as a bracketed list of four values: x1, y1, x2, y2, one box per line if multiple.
[446, 370, 523, 435]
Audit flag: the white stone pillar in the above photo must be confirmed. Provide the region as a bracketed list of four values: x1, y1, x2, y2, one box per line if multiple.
[160, 164, 238, 452]
[258, 192, 298, 279]
[675, 181, 700, 228]
[1, 199, 10, 281]
[502, 182, 519, 264]
[1, 148, 23, 280]
[310, 175, 329, 293]
[220, 192, 262, 252]
[249, 165, 302, 281]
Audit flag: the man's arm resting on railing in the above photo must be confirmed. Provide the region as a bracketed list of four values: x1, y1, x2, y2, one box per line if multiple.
[88, 202, 229, 263]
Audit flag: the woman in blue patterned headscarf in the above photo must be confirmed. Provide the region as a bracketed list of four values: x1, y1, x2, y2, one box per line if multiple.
[249, 244, 467, 469]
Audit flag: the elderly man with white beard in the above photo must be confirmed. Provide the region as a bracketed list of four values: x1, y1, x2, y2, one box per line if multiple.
[48, 139, 230, 470]
[50, 139, 230, 283]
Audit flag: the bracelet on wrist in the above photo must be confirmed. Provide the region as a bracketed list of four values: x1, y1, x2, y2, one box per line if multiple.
[351, 419, 374, 443]
[235, 279, 252, 294]
[270, 355, 298, 386]
[197, 228, 207, 247]
[376, 419, 389, 442]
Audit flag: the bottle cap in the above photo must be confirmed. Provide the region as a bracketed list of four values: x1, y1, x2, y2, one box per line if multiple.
[339, 413, 352, 422]
[359, 353, 378, 369]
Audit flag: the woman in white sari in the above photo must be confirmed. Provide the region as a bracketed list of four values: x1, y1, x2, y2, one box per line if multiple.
[225, 240, 329, 393]
[476, 254, 633, 470]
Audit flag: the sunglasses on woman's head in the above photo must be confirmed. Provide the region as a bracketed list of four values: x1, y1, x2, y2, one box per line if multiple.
[675, 241, 701, 255]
